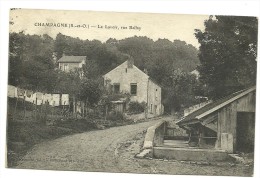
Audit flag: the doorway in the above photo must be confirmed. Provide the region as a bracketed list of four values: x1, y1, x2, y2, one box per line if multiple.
[236, 112, 255, 153]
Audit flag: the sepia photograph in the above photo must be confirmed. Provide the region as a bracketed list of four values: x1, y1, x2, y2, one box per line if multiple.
[4, 7, 258, 177]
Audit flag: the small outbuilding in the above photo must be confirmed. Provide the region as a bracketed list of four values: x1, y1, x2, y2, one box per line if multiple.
[176, 86, 256, 153]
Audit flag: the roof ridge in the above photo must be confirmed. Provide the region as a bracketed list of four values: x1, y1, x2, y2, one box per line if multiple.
[176, 86, 256, 125]
[57, 55, 86, 63]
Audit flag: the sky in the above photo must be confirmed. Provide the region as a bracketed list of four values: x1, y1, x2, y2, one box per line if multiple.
[9, 9, 208, 48]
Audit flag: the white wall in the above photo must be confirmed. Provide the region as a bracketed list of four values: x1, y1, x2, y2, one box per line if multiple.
[104, 61, 149, 103]
[147, 79, 162, 115]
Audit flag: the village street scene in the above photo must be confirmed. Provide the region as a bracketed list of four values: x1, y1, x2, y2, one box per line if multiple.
[6, 9, 257, 177]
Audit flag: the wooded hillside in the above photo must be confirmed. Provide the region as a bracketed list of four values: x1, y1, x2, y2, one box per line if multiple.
[9, 32, 201, 112]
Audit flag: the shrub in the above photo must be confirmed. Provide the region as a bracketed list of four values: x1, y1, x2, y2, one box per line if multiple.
[106, 111, 125, 121]
[55, 119, 97, 132]
[128, 101, 146, 114]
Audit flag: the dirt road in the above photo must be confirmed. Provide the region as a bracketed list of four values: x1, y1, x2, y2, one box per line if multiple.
[16, 117, 253, 176]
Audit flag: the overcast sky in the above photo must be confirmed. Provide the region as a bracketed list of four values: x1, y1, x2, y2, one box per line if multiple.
[10, 9, 209, 48]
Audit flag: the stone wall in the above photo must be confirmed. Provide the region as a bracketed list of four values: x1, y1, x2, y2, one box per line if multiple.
[143, 120, 166, 149]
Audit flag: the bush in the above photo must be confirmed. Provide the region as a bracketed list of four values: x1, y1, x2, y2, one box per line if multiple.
[128, 101, 146, 114]
[107, 111, 125, 121]
[55, 119, 97, 132]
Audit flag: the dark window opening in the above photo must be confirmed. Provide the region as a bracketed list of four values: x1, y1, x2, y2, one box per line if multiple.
[236, 112, 255, 153]
[130, 83, 137, 95]
[114, 84, 120, 94]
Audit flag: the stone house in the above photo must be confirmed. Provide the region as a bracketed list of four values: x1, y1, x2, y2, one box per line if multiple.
[57, 56, 86, 72]
[176, 86, 256, 153]
[103, 59, 163, 116]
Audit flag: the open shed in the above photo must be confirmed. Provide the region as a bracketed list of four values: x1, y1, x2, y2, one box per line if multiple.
[176, 86, 256, 153]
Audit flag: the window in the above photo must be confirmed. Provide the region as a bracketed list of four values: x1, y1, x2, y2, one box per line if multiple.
[114, 84, 120, 94]
[63, 64, 69, 72]
[130, 83, 137, 95]
[155, 89, 158, 100]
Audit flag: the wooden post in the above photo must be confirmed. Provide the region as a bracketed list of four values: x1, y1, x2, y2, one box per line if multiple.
[198, 134, 201, 148]
[52, 106, 53, 118]
[14, 97, 18, 120]
[69, 99, 71, 112]
[188, 132, 191, 143]
[105, 105, 108, 121]
[23, 96, 26, 119]
[145, 105, 148, 119]
[40, 101, 43, 120]
[35, 97, 37, 120]
[86, 98, 88, 119]
[82, 101, 85, 119]
[75, 98, 77, 119]
[72, 95, 75, 118]
[73, 95, 76, 115]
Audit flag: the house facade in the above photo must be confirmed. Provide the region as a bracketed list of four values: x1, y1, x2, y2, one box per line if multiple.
[176, 86, 256, 153]
[103, 60, 163, 116]
[57, 56, 86, 72]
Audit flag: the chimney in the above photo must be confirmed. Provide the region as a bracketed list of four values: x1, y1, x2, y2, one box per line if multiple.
[127, 57, 134, 68]
[144, 68, 148, 75]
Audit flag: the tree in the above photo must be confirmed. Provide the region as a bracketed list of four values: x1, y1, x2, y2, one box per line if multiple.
[8, 32, 55, 91]
[54, 34, 125, 76]
[162, 69, 200, 113]
[79, 78, 102, 107]
[8, 31, 202, 115]
[195, 16, 258, 99]
[21, 57, 55, 92]
[117, 36, 154, 70]
[54, 70, 81, 95]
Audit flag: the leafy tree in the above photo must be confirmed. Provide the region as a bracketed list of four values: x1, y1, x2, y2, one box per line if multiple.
[106, 38, 118, 44]
[9, 31, 202, 115]
[128, 101, 146, 114]
[8, 32, 55, 91]
[54, 70, 81, 95]
[54, 33, 85, 59]
[162, 69, 199, 113]
[21, 57, 55, 92]
[54, 33, 125, 76]
[117, 36, 154, 70]
[79, 78, 103, 107]
[9, 32, 27, 86]
[82, 60, 100, 79]
[195, 16, 258, 99]
[116, 37, 199, 73]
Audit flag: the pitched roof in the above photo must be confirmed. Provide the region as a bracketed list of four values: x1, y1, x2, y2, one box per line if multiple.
[176, 86, 256, 126]
[103, 61, 149, 78]
[103, 60, 162, 89]
[57, 56, 86, 63]
[148, 77, 162, 88]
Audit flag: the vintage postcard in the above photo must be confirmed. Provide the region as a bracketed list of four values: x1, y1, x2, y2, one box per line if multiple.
[6, 9, 258, 177]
